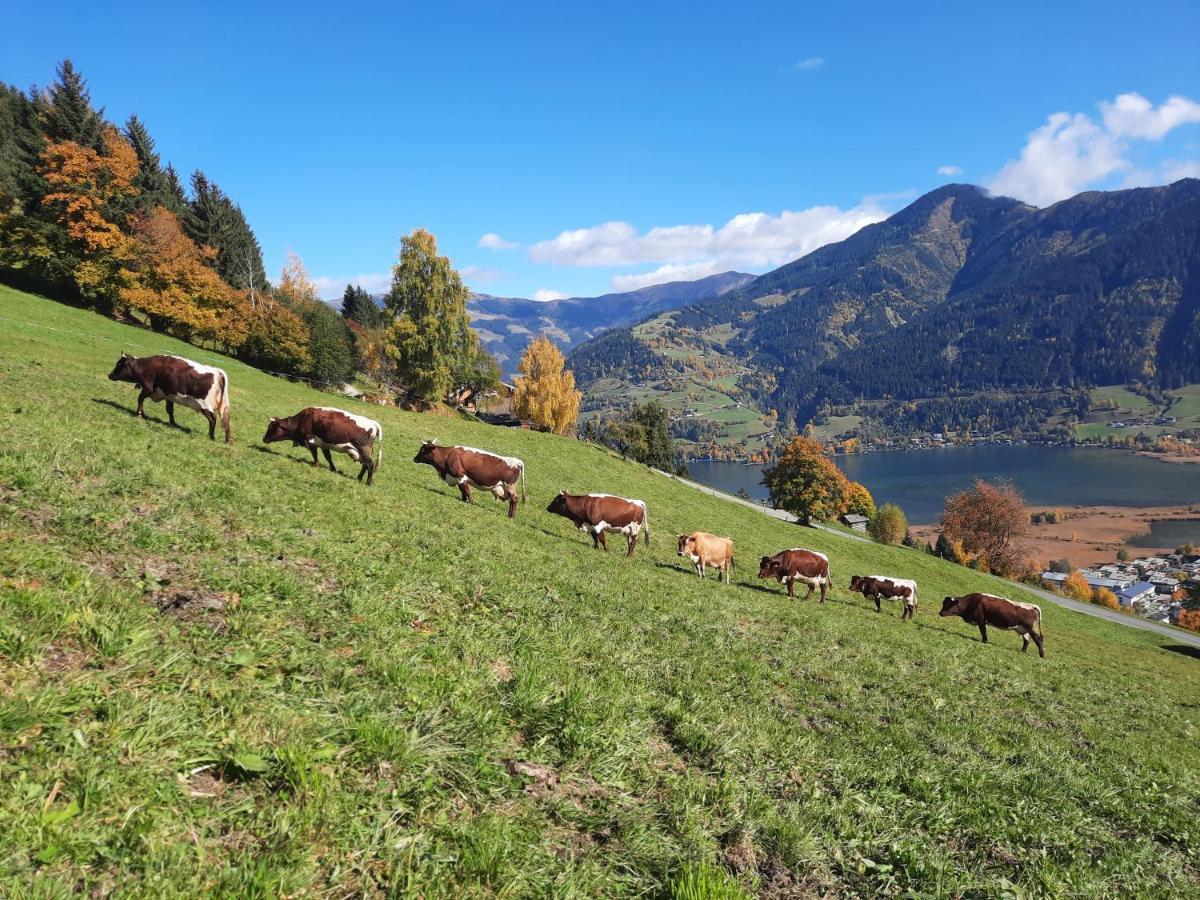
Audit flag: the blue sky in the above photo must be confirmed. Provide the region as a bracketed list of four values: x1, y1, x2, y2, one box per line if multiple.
[5, 1, 1199, 300]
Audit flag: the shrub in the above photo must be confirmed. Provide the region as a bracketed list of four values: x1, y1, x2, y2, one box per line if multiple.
[1063, 571, 1092, 601]
[868, 503, 907, 545]
[1092, 587, 1120, 610]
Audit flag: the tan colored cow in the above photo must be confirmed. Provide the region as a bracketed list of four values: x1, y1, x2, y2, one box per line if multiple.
[677, 532, 734, 583]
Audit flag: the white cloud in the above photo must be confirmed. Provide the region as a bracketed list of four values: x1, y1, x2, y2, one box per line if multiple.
[1162, 158, 1200, 181]
[313, 272, 391, 300]
[1100, 93, 1200, 140]
[989, 92, 1200, 206]
[461, 265, 505, 283]
[528, 198, 888, 273]
[533, 288, 568, 302]
[478, 232, 519, 250]
[794, 56, 825, 71]
[937, 165, 964, 176]
[611, 262, 725, 293]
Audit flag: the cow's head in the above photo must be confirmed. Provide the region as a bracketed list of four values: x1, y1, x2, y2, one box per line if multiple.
[940, 595, 965, 617]
[849, 575, 865, 592]
[413, 440, 439, 465]
[108, 353, 137, 382]
[677, 534, 695, 557]
[262, 417, 292, 444]
[758, 556, 781, 579]
[546, 491, 570, 517]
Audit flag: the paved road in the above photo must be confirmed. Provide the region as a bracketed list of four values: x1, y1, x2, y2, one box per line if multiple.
[656, 470, 1200, 650]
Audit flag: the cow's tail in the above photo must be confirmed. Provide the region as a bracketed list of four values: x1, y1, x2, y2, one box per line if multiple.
[519, 460, 526, 503]
[373, 422, 383, 471]
[217, 370, 232, 442]
[1031, 604, 1043, 637]
[641, 502, 650, 546]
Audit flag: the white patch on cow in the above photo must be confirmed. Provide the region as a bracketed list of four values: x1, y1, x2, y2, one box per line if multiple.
[786, 547, 827, 562]
[162, 355, 228, 413]
[314, 407, 382, 439]
[456, 445, 523, 471]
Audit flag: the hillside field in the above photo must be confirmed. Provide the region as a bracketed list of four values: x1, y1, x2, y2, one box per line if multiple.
[2, 286, 1200, 897]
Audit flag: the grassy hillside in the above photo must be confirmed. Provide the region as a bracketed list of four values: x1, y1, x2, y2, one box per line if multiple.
[2, 285, 1199, 897]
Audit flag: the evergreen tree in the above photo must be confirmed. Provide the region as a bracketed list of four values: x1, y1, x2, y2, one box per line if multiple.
[183, 170, 266, 295]
[42, 60, 103, 149]
[123, 115, 179, 213]
[385, 228, 477, 402]
[164, 164, 188, 210]
[341, 284, 385, 327]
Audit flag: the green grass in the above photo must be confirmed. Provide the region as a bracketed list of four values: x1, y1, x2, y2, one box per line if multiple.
[2, 285, 1200, 897]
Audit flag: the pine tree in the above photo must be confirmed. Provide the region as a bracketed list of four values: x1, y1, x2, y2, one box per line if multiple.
[123, 115, 178, 213]
[182, 170, 266, 296]
[42, 60, 104, 149]
[341, 284, 384, 327]
[385, 228, 477, 402]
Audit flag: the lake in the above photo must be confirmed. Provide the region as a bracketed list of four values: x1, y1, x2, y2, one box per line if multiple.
[686, 446, 1200, 525]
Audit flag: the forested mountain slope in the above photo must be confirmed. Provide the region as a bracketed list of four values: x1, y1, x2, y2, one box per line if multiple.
[570, 180, 1200, 440]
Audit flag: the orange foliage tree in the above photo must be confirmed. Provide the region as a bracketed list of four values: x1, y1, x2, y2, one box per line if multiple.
[39, 125, 139, 306]
[1178, 609, 1200, 633]
[1092, 587, 1120, 610]
[762, 436, 874, 523]
[120, 207, 246, 348]
[1062, 571, 1092, 601]
[940, 479, 1030, 577]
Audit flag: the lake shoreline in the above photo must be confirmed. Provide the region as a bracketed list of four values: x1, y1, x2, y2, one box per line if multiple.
[910, 504, 1200, 568]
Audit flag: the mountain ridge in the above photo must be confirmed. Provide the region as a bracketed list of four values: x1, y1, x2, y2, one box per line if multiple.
[567, 179, 1200, 455]
[468, 271, 753, 377]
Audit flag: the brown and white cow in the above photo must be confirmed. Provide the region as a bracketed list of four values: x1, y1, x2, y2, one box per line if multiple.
[677, 532, 734, 583]
[757, 548, 831, 601]
[108, 353, 231, 443]
[939, 592, 1045, 658]
[849, 574, 918, 619]
[413, 441, 526, 518]
[263, 407, 383, 484]
[546, 491, 649, 557]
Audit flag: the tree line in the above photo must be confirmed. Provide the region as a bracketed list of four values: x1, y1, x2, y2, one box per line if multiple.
[0, 61, 521, 409]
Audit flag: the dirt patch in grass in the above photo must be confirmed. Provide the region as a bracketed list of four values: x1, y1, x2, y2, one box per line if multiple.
[41, 643, 89, 674]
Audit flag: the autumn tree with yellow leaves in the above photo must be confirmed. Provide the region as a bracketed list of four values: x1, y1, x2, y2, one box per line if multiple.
[513, 337, 582, 435]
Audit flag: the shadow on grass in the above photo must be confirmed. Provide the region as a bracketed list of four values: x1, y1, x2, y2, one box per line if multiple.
[1161, 644, 1200, 660]
[91, 397, 192, 432]
[250, 444, 352, 478]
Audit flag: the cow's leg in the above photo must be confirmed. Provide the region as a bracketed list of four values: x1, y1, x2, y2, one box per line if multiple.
[697, 561, 705, 578]
[458, 480, 473, 504]
[873, 593, 882, 613]
[818, 579, 827, 604]
[309, 445, 320, 467]
[165, 401, 179, 428]
[977, 621, 989, 644]
[136, 390, 149, 418]
[1019, 629, 1031, 652]
[626, 532, 636, 557]
[1032, 631, 1045, 658]
[505, 486, 517, 518]
[323, 447, 338, 472]
[358, 447, 375, 484]
[202, 409, 217, 440]
[786, 579, 795, 599]
[596, 531, 608, 552]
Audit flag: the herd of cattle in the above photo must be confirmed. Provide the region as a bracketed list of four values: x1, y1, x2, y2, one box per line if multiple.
[107, 352, 1047, 659]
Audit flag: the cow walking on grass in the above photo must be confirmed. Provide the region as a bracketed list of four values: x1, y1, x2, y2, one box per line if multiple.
[413, 440, 526, 518]
[849, 575, 918, 619]
[677, 532, 734, 583]
[108, 353, 231, 443]
[263, 407, 383, 485]
[940, 592, 1045, 658]
[546, 491, 649, 557]
[757, 548, 830, 601]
